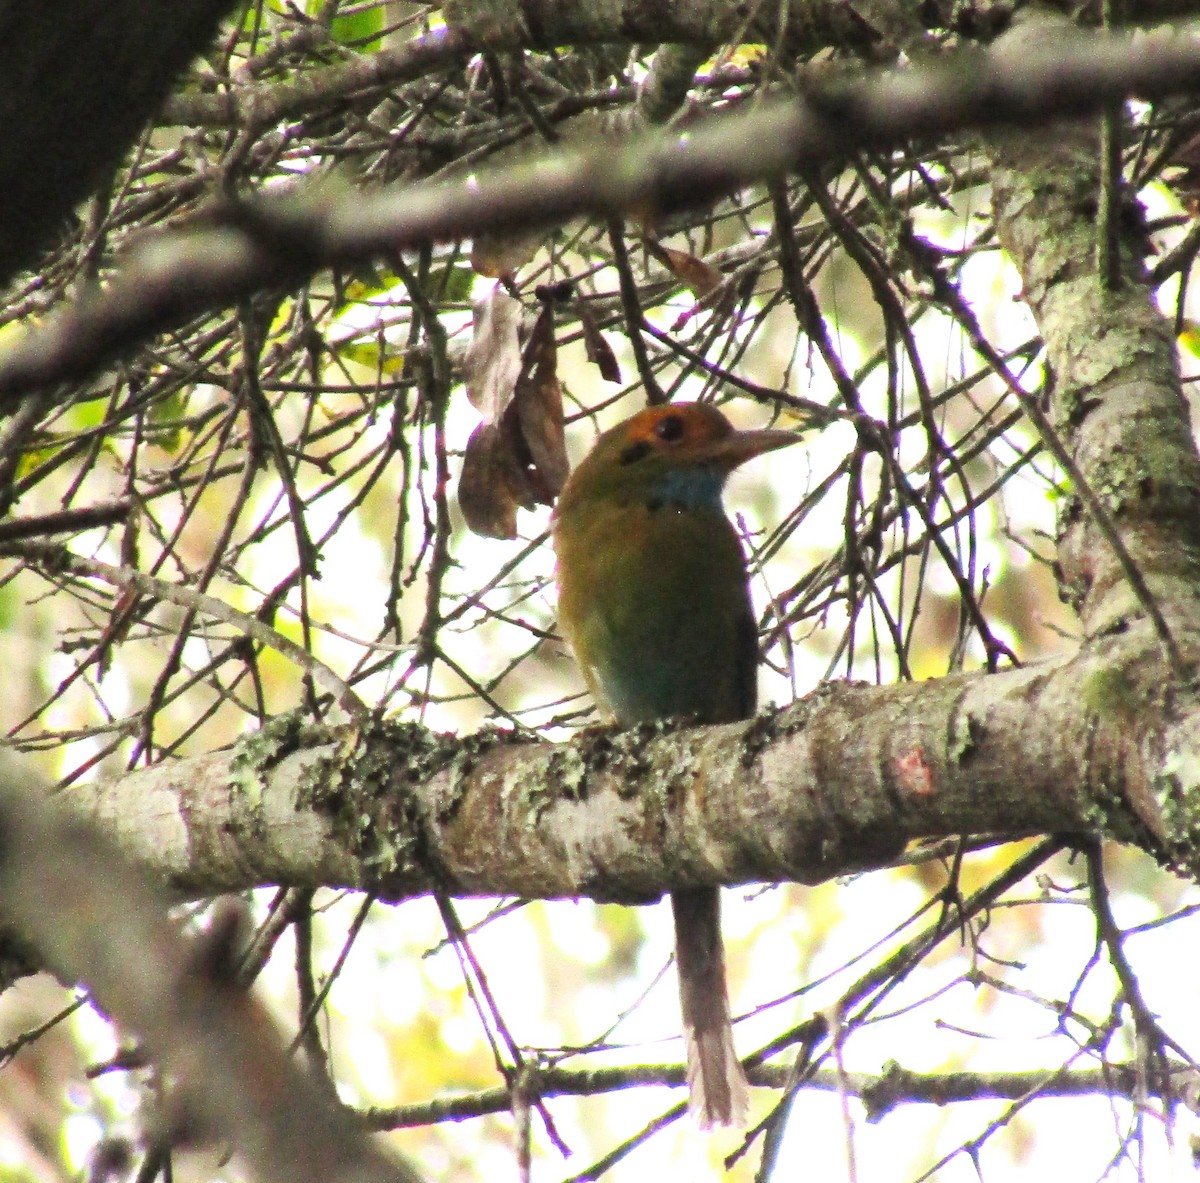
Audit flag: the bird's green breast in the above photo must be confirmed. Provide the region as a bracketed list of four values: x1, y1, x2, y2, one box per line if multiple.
[554, 495, 758, 725]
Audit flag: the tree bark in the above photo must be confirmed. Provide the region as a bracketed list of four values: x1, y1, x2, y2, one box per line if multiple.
[59, 626, 1200, 902]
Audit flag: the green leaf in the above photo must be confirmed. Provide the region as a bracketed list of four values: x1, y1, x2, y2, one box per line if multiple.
[333, 338, 406, 375]
[323, 0, 383, 50]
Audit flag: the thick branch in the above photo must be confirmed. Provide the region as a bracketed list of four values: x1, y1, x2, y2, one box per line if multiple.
[60, 625, 1200, 902]
[162, 0, 884, 131]
[157, 0, 1200, 134]
[989, 11, 1200, 639]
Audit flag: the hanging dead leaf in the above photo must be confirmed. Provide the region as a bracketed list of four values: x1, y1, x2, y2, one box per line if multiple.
[642, 237, 724, 299]
[463, 287, 523, 415]
[576, 296, 621, 383]
[515, 302, 569, 498]
[459, 419, 539, 540]
[458, 289, 569, 537]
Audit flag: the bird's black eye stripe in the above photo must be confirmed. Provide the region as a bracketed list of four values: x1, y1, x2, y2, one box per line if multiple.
[620, 440, 653, 465]
[654, 414, 684, 442]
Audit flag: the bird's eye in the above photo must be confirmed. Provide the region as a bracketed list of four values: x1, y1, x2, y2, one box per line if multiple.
[654, 415, 684, 442]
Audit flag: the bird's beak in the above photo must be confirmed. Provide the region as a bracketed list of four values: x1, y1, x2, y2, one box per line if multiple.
[710, 426, 799, 471]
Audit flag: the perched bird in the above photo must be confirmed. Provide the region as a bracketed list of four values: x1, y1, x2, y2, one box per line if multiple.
[553, 401, 796, 1127]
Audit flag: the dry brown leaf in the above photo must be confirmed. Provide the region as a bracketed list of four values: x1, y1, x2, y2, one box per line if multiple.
[577, 296, 621, 383]
[458, 289, 569, 537]
[515, 303, 569, 498]
[459, 420, 538, 540]
[643, 237, 724, 299]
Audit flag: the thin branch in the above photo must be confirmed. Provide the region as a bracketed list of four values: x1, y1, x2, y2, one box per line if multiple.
[0, 500, 131, 543]
[3, 540, 368, 719]
[358, 1059, 1200, 1133]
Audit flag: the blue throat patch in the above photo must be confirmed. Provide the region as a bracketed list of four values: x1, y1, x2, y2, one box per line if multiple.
[650, 465, 725, 511]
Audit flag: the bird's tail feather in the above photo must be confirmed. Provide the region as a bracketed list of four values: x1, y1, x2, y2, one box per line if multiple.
[683, 1021, 749, 1129]
[671, 887, 749, 1128]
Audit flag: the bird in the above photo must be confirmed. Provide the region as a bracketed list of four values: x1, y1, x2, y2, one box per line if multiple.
[552, 400, 796, 1128]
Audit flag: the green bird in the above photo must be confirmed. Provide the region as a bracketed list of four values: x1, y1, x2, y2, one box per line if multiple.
[553, 400, 796, 1127]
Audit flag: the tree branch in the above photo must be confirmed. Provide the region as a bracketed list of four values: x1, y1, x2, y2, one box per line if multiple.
[0, 752, 423, 1183]
[57, 623, 1200, 902]
[989, 11, 1200, 644]
[161, 24, 472, 130]
[0, 0, 238, 285]
[360, 1059, 1197, 1128]
[6, 21, 1200, 403]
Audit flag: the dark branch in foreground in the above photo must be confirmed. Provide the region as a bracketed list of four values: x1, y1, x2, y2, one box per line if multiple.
[0, 752, 424, 1183]
[0, 0, 238, 284]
